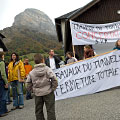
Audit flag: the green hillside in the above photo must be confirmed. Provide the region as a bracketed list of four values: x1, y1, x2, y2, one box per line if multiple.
[1, 27, 63, 62]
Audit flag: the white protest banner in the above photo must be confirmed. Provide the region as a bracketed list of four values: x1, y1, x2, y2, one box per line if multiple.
[54, 50, 120, 101]
[70, 20, 120, 45]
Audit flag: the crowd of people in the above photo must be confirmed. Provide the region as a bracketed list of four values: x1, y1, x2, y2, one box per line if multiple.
[0, 40, 120, 119]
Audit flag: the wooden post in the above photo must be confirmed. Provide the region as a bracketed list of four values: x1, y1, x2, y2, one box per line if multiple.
[70, 20, 76, 58]
[72, 45, 75, 57]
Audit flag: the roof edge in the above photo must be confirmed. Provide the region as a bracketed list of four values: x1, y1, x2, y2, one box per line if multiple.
[0, 33, 5, 38]
[69, 0, 101, 20]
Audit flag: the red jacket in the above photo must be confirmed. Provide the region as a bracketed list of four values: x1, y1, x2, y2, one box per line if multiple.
[24, 64, 32, 77]
[84, 49, 95, 59]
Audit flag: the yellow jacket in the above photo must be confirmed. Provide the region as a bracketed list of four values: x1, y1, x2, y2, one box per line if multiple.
[8, 60, 25, 82]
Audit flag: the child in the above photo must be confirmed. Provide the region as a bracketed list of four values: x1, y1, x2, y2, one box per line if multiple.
[26, 53, 58, 120]
[66, 52, 77, 64]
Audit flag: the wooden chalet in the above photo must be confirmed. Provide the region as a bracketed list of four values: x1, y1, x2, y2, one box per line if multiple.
[55, 0, 120, 60]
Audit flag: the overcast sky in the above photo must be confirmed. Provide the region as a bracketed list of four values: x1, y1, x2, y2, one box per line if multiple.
[0, 0, 92, 30]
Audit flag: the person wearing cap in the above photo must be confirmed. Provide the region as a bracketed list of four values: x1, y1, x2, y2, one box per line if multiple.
[0, 52, 9, 117]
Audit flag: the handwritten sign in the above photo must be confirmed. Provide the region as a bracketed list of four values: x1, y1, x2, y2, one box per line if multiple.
[70, 21, 120, 45]
[54, 50, 120, 100]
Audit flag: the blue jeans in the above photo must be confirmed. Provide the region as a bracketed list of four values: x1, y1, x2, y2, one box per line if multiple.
[6, 84, 12, 103]
[0, 80, 8, 115]
[26, 90, 32, 100]
[11, 81, 24, 107]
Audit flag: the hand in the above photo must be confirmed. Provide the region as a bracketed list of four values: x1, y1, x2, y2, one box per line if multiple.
[25, 74, 29, 79]
[5, 84, 8, 88]
[19, 79, 25, 83]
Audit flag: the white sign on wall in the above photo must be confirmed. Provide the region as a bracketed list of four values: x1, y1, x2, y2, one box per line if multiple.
[70, 21, 120, 45]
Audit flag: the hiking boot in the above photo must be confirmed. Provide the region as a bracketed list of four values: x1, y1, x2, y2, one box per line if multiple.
[26, 97, 32, 100]
[6, 102, 11, 105]
[6, 109, 11, 113]
[0, 113, 8, 117]
[11, 106, 18, 111]
[19, 106, 24, 109]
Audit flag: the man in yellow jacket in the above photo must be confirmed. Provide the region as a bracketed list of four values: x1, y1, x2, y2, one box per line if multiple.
[8, 53, 25, 110]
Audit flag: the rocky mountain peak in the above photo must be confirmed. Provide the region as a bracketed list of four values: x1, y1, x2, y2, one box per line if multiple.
[13, 8, 56, 36]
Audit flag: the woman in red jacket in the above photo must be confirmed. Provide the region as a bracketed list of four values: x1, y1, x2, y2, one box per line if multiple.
[84, 45, 95, 59]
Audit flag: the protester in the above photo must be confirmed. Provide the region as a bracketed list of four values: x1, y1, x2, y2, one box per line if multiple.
[0, 52, 9, 117]
[5, 62, 12, 105]
[24, 58, 33, 100]
[45, 49, 61, 70]
[84, 45, 95, 59]
[66, 52, 77, 64]
[113, 39, 120, 50]
[26, 53, 58, 120]
[8, 53, 25, 110]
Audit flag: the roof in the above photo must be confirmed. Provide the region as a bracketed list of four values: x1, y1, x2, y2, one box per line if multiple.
[55, 0, 100, 21]
[55, 8, 82, 20]
[0, 33, 5, 38]
[55, 0, 101, 42]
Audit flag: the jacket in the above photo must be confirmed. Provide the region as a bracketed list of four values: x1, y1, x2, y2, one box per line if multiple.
[113, 47, 120, 50]
[84, 49, 95, 59]
[26, 63, 58, 96]
[45, 56, 61, 69]
[0, 60, 8, 84]
[8, 60, 25, 82]
[67, 57, 77, 64]
[24, 64, 32, 77]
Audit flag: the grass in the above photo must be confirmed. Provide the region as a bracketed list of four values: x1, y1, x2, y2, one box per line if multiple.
[29, 61, 35, 67]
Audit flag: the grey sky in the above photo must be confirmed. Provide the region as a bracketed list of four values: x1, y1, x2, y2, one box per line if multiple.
[0, 0, 92, 30]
